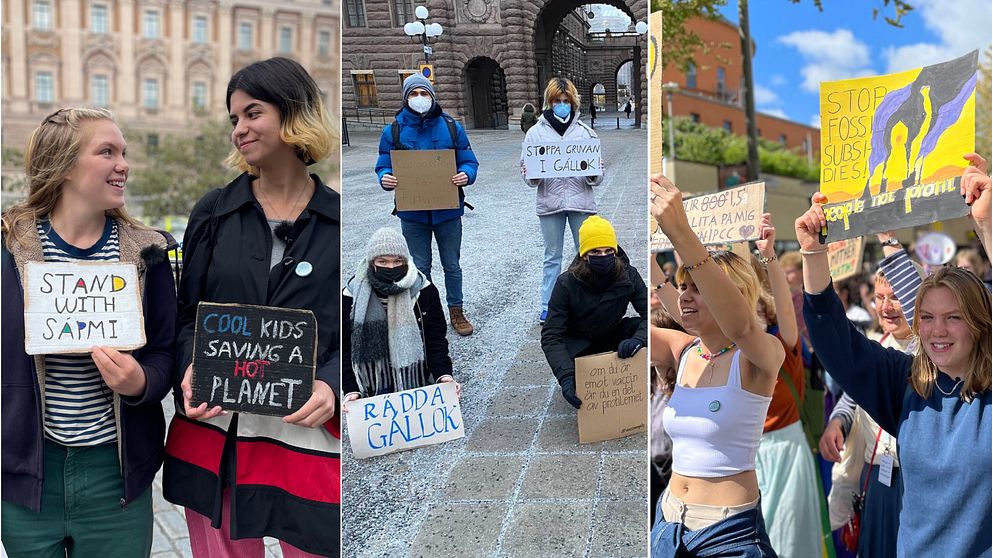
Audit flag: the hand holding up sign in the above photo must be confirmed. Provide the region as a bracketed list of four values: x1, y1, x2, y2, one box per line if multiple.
[795, 193, 831, 295]
[755, 212, 776, 260]
[963, 153, 991, 242]
[182, 364, 226, 420]
[92, 346, 146, 397]
[436, 375, 462, 398]
[451, 172, 468, 187]
[342, 392, 360, 413]
[381, 173, 398, 189]
[649, 175, 690, 237]
[284, 380, 336, 428]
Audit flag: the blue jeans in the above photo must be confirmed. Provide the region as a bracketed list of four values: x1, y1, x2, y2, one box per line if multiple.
[538, 211, 590, 310]
[651, 497, 777, 557]
[400, 217, 463, 307]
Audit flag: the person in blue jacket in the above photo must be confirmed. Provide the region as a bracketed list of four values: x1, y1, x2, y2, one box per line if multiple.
[375, 74, 480, 337]
[1, 107, 176, 557]
[794, 153, 992, 558]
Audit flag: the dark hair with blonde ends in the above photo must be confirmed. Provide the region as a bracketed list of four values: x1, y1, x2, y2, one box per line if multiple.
[2, 107, 144, 249]
[910, 266, 992, 401]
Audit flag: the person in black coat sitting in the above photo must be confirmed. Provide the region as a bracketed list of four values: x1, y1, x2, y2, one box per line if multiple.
[342, 227, 459, 407]
[541, 215, 648, 408]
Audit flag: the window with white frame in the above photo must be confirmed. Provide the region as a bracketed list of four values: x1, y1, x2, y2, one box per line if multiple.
[192, 81, 207, 111]
[238, 22, 253, 50]
[33, 1, 52, 30]
[279, 27, 292, 53]
[193, 15, 208, 43]
[318, 30, 331, 57]
[36, 71, 53, 103]
[143, 10, 160, 39]
[92, 74, 109, 106]
[91, 4, 109, 33]
[143, 79, 159, 109]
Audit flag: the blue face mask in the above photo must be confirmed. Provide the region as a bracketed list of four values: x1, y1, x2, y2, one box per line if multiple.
[553, 102, 571, 119]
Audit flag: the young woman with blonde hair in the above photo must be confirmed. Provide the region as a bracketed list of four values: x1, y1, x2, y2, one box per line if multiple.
[650, 175, 783, 557]
[795, 152, 992, 556]
[162, 57, 340, 558]
[1, 108, 177, 557]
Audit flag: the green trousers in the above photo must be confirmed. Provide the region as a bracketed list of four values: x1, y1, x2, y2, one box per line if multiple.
[1, 440, 153, 558]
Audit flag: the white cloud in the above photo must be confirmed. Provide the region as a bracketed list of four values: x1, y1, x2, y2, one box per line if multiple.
[754, 84, 780, 106]
[883, 0, 989, 73]
[777, 29, 874, 92]
[760, 108, 789, 120]
[770, 75, 788, 87]
[810, 114, 821, 129]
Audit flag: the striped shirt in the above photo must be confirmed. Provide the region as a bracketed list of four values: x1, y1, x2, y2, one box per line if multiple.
[37, 217, 120, 446]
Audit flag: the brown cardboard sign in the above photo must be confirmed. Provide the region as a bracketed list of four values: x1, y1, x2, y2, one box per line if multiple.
[651, 182, 765, 252]
[575, 349, 648, 444]
[391, 149, 459, 211]
[828, 237, 865, 281]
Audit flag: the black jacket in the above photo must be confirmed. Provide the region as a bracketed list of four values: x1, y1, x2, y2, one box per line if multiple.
[341, 282, 452, 396]
[173, 172, 340, 396]
[541, 247, 648, 382]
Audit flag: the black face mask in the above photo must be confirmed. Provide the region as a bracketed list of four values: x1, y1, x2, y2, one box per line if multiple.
[372, 264, 408, 284]
[587, 254, 616, 275]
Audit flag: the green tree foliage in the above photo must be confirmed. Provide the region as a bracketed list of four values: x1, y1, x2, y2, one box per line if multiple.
[128, 119, 237, 219]
[662, 116, 819, 181]
[977, 46, 992, 160]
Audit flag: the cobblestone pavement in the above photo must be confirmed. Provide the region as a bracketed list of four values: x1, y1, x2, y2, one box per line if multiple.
[340, 126, 650, 558]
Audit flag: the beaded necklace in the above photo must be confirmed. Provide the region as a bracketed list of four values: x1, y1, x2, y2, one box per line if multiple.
[696, 342, 738, 361]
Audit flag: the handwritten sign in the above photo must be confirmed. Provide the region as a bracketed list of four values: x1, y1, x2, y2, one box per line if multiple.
[521, 139, 603, 179]
[819, 51, 977, 242]
[23, 262, 145, 355]
[915, 232, 956, 265]
[575, 349, 648, 444]
[651, 182, 765, 252]
[391, 149, 459, 211]
[192, 302, 316, 417]
[827, 237, 865, 281]
[346, 382, 464, 459]
[648, 14, 663, 176]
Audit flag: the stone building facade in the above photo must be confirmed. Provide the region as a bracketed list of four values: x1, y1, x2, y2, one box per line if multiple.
[342, 0, 647, 129]
[1, 0, 340, 150]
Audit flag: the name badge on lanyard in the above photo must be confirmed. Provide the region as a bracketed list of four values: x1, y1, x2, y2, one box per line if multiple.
[878, 449, 894, 487]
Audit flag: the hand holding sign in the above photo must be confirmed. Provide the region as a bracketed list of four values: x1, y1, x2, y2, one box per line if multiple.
[381, 173, 398, 189]
[795, 193, 829, 253]
[182, 363, 226, 420]
[755, 213, 776, 259]
[451, 172, 468, 187]
[283, 380, 336, 428]
[963, 153, 990, 223]
[91, 346, 146, 397]
[649, 175, 690, 237]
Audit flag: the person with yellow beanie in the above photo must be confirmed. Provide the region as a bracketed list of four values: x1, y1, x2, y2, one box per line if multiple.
[540, 215, 648, 408]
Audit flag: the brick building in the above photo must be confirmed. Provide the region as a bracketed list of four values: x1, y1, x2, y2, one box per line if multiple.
[342, 0, 647, 129]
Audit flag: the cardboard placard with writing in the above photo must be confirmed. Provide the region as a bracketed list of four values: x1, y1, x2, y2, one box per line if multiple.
[575, 349, 648, 444]
[346, 382, 464, 459]
[819, 50, 977, 242]
[827, 237, 865, 281]
[192, 302, 316, 417]
[391, 149, 459, 211]
[521, 139, 603, 179]
[648, 14, 663, 177]
[651, 182, 765, 253]
[23, 261, 146, 355]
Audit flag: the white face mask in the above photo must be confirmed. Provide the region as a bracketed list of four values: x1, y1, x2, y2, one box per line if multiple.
[408, 96, 433, 114]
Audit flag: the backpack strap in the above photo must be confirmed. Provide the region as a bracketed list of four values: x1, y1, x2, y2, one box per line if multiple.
[390, 119, 405, 150]
[441, 114, 458, 147]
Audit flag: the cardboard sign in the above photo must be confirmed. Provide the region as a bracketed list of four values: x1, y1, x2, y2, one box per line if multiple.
[521, 139, 603, 179]
[915, 232, 956, 265]
[191, 302, 317, 417]
[23, 261, 145, 355]
[819, 51, 977, 242]
[651, 182, 765, 252]
[828, 237, 865, 281]
[648, 14, 663, 176]
[575, 349, 648, 444]
[346, 382, 464, 459]
[391, 149, 459, 211]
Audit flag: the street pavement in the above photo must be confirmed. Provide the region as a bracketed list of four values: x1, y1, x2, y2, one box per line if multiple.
[340, 124, 650, 558]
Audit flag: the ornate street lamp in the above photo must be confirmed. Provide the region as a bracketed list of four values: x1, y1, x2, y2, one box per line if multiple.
[403, 6, 443, 64]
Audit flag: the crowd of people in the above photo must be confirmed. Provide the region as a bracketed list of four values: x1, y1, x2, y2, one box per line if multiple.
[649, 154, 992, 557]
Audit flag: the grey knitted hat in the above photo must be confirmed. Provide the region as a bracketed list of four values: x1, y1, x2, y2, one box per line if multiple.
[366, 227, 410, 261]
[402, 74, 435, 101]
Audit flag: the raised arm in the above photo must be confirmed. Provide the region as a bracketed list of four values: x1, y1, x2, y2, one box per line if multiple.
[962, 152, 991, 252]
[756, 212, 798, 349]
[650, 175, 784, 378]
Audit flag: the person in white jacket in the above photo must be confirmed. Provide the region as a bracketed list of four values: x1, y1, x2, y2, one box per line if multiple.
[520, 77, 604, 323]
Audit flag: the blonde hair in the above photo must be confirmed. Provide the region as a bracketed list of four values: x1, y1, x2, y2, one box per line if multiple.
[543, 77, 581, 110]
[2, 107, 143, 249]
[675, 250, 761, 310]
[910, 266, 992, 401]
[779, 251, 802, 270]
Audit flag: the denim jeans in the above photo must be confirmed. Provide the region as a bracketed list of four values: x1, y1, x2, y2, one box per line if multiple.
[1, 440, 153, 558]
[538, 211, 591, 310]
[401, 217, 463, 307]
[651, 496, 778, 557]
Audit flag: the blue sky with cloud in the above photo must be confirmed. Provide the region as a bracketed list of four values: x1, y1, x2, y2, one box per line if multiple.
[717, 0, 990, 129]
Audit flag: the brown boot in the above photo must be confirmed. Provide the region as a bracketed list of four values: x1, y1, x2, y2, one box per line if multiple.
[449, 306, 474, 336]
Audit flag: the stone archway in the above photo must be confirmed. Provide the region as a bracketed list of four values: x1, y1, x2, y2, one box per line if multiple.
[464, 56, 508, 129]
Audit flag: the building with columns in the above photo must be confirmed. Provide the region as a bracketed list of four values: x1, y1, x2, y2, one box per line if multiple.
[1, 0, 340, 153]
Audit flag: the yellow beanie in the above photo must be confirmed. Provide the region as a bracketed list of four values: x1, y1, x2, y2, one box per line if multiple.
[578, 215, 618, 256]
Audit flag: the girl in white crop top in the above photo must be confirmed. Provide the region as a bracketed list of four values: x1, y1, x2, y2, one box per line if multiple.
[650, 176, 785, 557]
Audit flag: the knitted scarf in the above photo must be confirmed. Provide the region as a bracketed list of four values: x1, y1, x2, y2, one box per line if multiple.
[348, 262, 426, 396]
